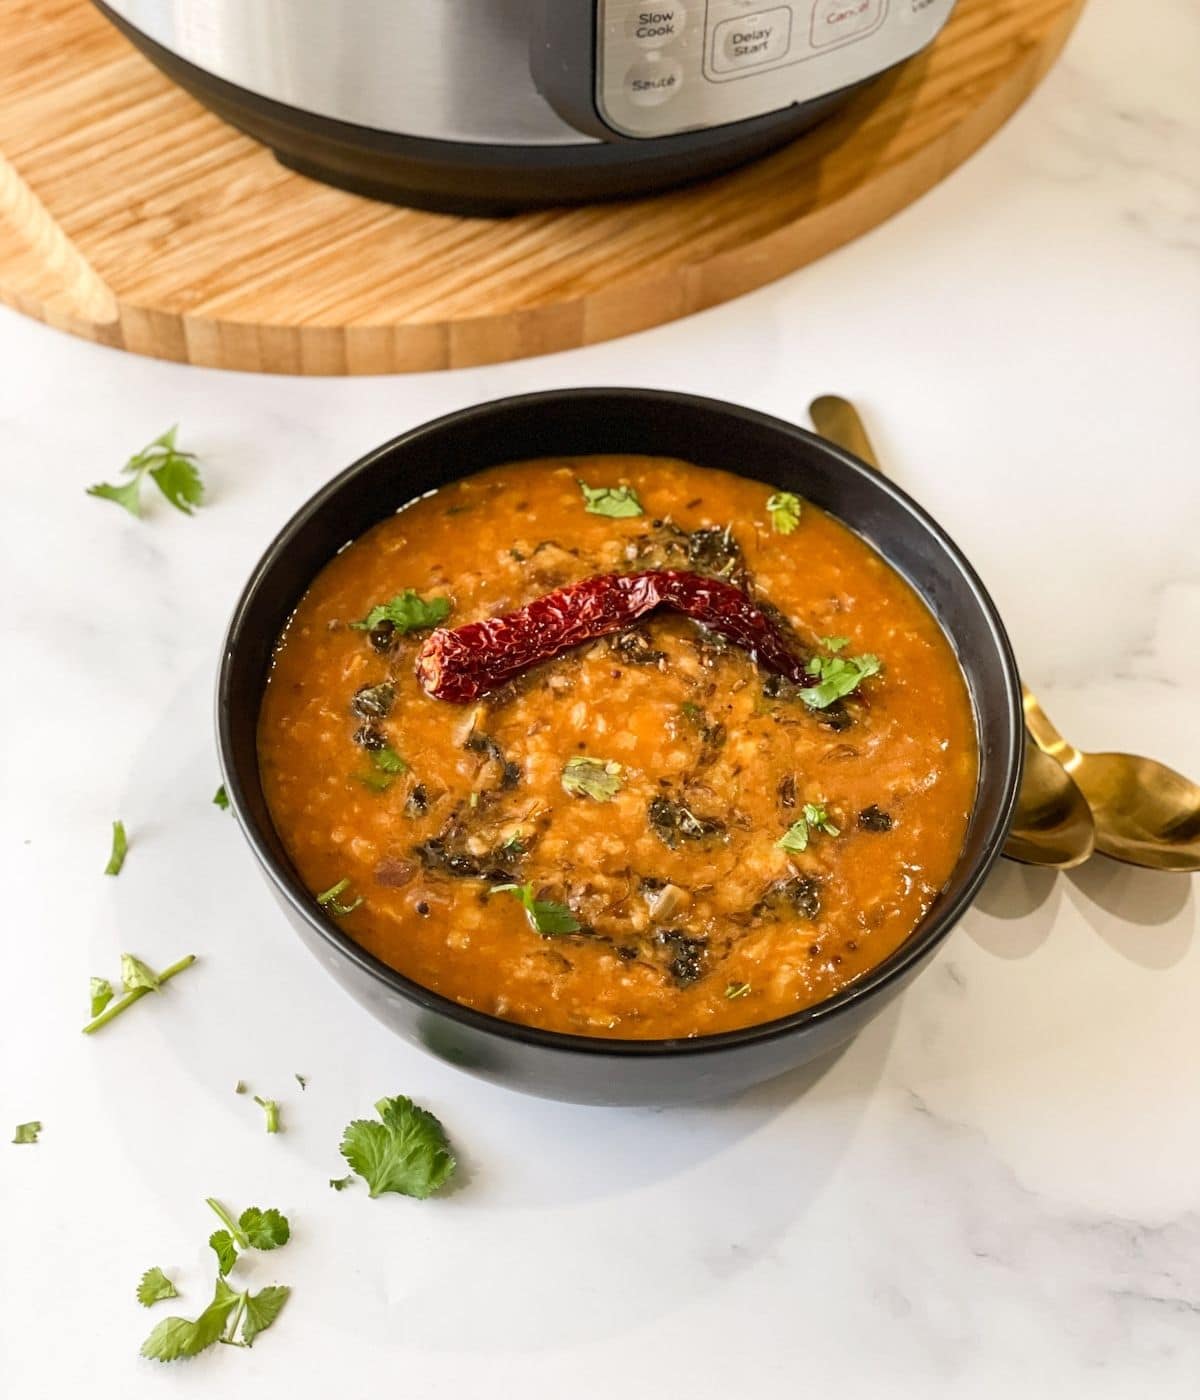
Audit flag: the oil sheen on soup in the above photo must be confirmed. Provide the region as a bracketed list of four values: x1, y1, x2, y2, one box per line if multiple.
[258, 457, 978, 1039]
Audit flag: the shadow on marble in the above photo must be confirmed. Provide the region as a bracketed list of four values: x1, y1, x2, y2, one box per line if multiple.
[1063, 859, 1195, 969]
[961, 859, 1062, 959]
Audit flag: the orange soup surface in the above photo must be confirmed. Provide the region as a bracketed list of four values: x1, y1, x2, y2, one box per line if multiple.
[259, 457, 978, 1039]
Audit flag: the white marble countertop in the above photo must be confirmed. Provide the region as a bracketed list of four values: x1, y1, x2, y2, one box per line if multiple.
[2, 0, 1198, 1393]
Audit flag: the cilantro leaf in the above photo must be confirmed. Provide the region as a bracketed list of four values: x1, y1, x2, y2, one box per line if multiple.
[329, 1175, 353, 1191]
[209, 1230, 238, 1277]
[104, 819, 128, 876]
[357, 746, 409, 792]
[316, 878, 362, 917]
[238, 1207, 290, 1251]
[137, 1267, 180, 1307]
[339, 1095, 457, 1200]
[212, 785, 230, 811]
[561, 756, 623, 802]
[766, 491, 802, 534]
[577, 479, 644, 518]
[799, 652, 881, 710]
[90, 976, 114, 1018]
[241, 1286, 290, 1347]
[777, 802, 840, 854]
[140, 1278, 238, 1363]
[254, 1096, 281, 1134]
[492, 882, 581, 936]
[817, 635, 849, 653]
[350, 590, 451, 633]
[87, 477, 143, 515]
[120, 952, 160, 993]
[89, 426, 203, 519]
[11, 1121, 41, 1144]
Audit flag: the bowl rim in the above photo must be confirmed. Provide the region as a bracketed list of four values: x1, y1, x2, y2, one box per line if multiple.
[217, 387, 1023, 1060]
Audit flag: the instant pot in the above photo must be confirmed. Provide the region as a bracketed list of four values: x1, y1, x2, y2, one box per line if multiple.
[96, 1, 958, 214]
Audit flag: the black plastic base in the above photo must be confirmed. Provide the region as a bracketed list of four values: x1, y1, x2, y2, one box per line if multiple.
[96, 0, 859, 216]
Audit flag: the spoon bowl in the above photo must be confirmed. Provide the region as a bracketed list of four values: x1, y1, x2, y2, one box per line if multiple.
[1023, 691, 1200, 872]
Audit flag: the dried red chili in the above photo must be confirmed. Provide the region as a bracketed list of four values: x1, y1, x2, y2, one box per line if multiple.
[415, 569, 812, 703]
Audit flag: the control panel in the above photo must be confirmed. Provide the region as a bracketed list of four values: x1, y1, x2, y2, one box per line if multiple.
[588, 0, 957, 139]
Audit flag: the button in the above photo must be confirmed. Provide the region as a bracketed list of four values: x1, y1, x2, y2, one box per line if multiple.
[711, 7, 793, 74]
[810, 0, 884, 48]
[625, 4, 687, 49]
[624, 54, 684, 106]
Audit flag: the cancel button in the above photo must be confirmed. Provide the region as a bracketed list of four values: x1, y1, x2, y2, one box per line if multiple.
[712, 7, 793, 73]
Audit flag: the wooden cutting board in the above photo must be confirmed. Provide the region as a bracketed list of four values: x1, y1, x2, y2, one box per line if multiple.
[0, 0, 1083, 374]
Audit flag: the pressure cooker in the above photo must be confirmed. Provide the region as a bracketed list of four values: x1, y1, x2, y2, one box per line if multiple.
[95, 1, 958, 214]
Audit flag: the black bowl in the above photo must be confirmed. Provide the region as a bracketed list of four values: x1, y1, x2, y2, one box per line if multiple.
[217, 389, 1022, 1106]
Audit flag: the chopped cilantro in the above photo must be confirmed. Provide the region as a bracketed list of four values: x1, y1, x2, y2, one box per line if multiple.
[140, 1278, 239, 1363]
[799, 652, 881, 710]
[492, 882, 581, 936]
[104, 819, 128, 876]
[316, 878, 362, 917]
[241, 1285, 291, 1347]
[11, 1121, 41, 1145]
[561, 756, 623, 802]
[254, 1096, 281, 1134]
[82, 954, 196, 1034]
[329, 1175, 353, 1191]
[724, 982, 751, 1000]
[350, 589, 450, 634]
[121, 953, 161, 992]
[777, 802, 841, 854]
[357, 746, 409, 792]
[137, 1267, 180, 1307]
[205, 1199, 290, 1260]
[209, 1230, 238, 1277]
[295, 1074, 307, 1091]
[234, 1080, 246, 1095]
[212, 785, 230, 811]
[88, 426, 203, 518]
[90, 976, 114, 1018]
[339, 1095, 457, 1200]
[817, 635, 849, 653]
[577, 479, 644, 518]
[766, 491, 802, 534]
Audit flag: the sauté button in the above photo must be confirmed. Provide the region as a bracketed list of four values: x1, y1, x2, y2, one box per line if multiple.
[624, 54, 684, 106]
[625, 4, 687, 48]
[711, 7, 793, 72]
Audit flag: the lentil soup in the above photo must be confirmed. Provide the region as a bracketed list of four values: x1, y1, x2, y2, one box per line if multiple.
[258, 457, 978, 1039]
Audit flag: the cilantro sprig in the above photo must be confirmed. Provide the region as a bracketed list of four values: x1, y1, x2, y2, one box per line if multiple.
[82, 953, 197, 1034]
[561, 756, 623, 802]
[799, 651, 881, 710]
[350, 589, 450, 634]
[492, 882, 581, 936]
[339, 1096, 456, 1200]
[777, 803, 841, 854]
[766, 491, 802, 534]
[88, 426, 203, 518]
[577, 479, 644, 518]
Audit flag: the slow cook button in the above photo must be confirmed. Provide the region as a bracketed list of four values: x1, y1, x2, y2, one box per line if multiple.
[624, 54, 684, 106]
[711, 7, 793, 73]
[810, 0, 884, 48]
[625, 4, 687, 48]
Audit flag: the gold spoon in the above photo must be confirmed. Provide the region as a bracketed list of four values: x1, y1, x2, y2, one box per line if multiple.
[808, 394, 1096, 870]
[1022, 693, 1200, 872]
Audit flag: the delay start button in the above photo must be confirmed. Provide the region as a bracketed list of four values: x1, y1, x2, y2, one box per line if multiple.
[624, 53, 684, 107]
[625, 4, 687, 48]
[711, 7, 793, 73]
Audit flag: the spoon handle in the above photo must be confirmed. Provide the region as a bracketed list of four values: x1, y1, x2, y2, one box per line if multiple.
[810, 395, 881, 469]
[1021, 687, 1081, 769]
